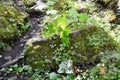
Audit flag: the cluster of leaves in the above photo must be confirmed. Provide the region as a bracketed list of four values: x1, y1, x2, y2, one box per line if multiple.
[0, 64, 49, 79]
[86, 31, 110, 53]
[86, 50, 120, 80]
[42, 1, 89, 72]
[0, 50, 120, 79]
[42, 7, 88, 46]
[44, 14, 71, 46]
[49, 50, 120, 80]
[0, 64, 32, 79]
[86, 33, 108, 47]
[43, 0, 119, 47]
[53, 44, 71, 64]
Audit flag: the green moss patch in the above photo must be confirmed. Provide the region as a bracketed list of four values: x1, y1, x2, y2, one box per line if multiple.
[0, 3, 28, 49]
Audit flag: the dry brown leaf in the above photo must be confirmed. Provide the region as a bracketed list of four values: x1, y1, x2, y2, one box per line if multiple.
[100, 66, 106, 74]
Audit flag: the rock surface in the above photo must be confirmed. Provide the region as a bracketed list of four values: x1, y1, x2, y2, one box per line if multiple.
[24, 26, 120, 69]
[18, 0, 46, 12]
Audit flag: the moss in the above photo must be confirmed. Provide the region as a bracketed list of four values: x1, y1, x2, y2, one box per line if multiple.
[0, 17, 18, 39]
[70, 26, 120, 64]
[21, 0, 36, 7]
[25, 40, 58, 69]
[24, 26, 120, 69]
[0, 3, 28, 49]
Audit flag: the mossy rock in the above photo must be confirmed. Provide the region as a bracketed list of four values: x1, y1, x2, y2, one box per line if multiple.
[24, 26, 120, 69]
[21, 0, 36, 7]
[0, 3, 28, 49]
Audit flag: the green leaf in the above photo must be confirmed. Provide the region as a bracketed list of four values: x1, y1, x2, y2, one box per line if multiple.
[67, 8, 79, 18]
[48, 23, 55, 34]
[49, 72, 58, 80]
[57, 16, 67, 30]
[60, 28, 71, 45]
[60, 28, 71, 38]
[17, 67, 23, 73]
[61, 37, 70, 45]
[46, 1, 55, 6]
[79, 13, 88, 22]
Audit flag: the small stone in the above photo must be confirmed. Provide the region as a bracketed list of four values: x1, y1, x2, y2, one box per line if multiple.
[5, 56, 12, 61]
[0, 77, 3, 80]
[4, 45, 12, 51]
[12, 76, 17, 80]
[20, 44, 24, 47]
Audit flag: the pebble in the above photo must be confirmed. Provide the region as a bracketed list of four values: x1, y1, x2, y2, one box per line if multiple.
[0, 77, 3, 80]
[0, 55, 2, 58]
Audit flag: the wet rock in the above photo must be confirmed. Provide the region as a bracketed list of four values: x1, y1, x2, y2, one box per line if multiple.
[21, 0, 46, 12]
[24, 26, 120, 69]
[30, 0, 46, 12]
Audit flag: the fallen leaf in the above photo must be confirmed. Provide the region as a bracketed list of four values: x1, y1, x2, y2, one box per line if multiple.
[100, 66, 106, 74]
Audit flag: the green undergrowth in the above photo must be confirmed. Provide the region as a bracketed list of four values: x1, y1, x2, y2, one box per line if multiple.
[38, 0, 120, 79]
[23, 0, 120, 72]
[0, 50, 120, 79]
[0, 0, 120, 80]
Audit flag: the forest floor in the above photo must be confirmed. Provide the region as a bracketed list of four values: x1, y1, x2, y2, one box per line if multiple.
[0, 0, 120, 80]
